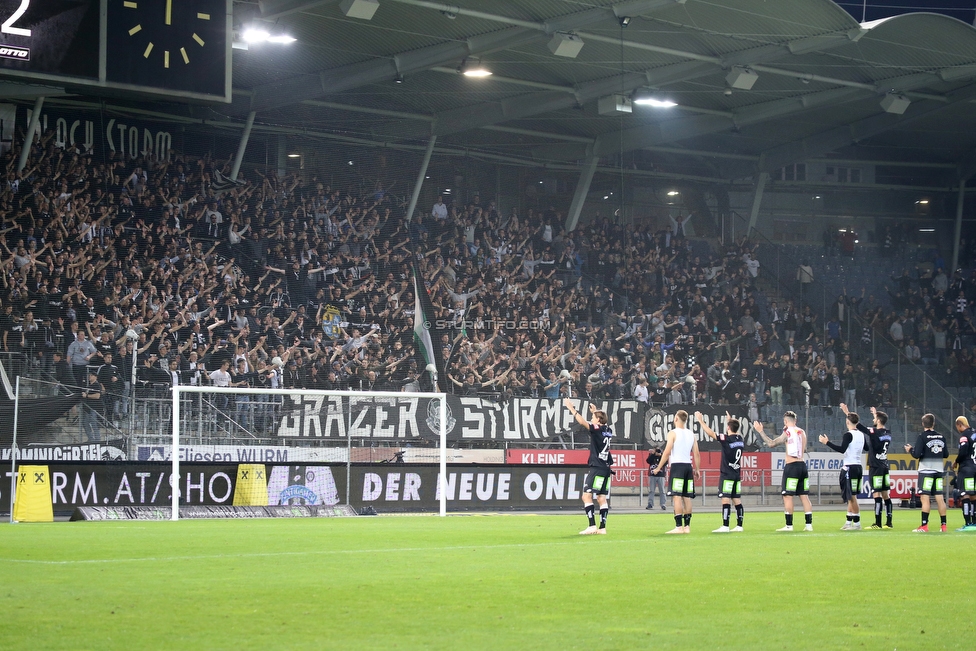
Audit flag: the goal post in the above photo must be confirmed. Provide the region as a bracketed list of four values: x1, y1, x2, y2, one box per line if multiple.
[169, 386, 449, 520]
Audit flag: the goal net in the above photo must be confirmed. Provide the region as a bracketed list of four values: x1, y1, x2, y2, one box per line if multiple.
[166, 386, 449, 520]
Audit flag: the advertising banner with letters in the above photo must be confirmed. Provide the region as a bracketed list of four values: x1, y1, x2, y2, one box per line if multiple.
[505, 449, 773, 487]
[1, 462, 595, 514]
[136, 444, 348, 464]
[1, 440, 127, 462]
[355, 464, 589, 511]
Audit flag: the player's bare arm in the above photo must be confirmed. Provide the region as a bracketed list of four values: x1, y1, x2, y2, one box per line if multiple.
[652, 431, 677, 474]
[695, 411, 718, 440]
[754, 421, 786, 447]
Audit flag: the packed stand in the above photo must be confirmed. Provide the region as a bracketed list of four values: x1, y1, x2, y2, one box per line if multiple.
[2, 130, 933, 444]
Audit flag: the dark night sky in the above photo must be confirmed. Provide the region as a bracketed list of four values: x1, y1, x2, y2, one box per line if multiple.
[836, 0, 976, 24]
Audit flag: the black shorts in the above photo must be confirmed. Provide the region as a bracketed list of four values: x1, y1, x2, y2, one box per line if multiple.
[583, 470, 612, 496]
[917, 472, 944, 496]
[868, 469, 891, 493]
[958, 467, 976, 496]
[717, 476, 741, 499]
[781, 461, 809, 496]
[840, 465, 863, 502]
[667, 463, 696, 498]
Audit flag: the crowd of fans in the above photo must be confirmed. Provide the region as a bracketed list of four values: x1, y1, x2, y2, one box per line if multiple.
[2, 128, 973, 443]
[811, 231, 976, 389]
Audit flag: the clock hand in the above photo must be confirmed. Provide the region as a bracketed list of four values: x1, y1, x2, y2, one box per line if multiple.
[166, 0, 172, 25]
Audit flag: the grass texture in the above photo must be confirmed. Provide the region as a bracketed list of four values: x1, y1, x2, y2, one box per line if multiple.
[0, 510, 970, 650]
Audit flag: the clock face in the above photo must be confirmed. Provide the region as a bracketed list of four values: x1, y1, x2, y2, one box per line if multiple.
[106, 0, 228, 97]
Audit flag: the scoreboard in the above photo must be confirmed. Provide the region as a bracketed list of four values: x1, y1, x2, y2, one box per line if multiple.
[0, 0, 231, 102]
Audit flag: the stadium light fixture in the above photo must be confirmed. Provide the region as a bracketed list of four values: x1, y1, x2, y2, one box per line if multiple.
[726, 66, 759, 91]
[633, 90, 677, 108]
[881, 93, 910, 115]
[241, 27, 296, 45]
[242, 27, 271, 43]
[548, 32, 584, 58]
[459, 58, 492, 77]
[339, 0, 380, 20]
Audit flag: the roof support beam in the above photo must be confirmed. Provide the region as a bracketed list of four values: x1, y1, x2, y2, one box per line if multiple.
[246, 0, 681, 113]
[566, 155, 599, 233]
[953, 179, 966, 273]
[533, 69, 976, 164]
[758, 83, 976, 173]
[421, 27, 879, 141]
[255, 0, 339, 20]
[747, 172, 768, 235]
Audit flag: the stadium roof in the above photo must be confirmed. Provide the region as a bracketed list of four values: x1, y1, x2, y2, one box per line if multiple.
[16, 0, 976, 181]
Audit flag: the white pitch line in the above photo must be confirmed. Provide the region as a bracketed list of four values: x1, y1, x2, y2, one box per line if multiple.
[1, 538, 646, 565]
[0, 531, 924, 565]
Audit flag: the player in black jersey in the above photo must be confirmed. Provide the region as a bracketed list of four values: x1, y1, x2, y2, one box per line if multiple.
[840, 404, 894, 529]
[952, 416, 976, 531]
[565, 398, 613, 535]
[696, 411, 745, 533]
[904, 413, 948, 533]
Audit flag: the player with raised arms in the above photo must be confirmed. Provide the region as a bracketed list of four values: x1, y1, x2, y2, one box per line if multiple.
[840, 403, 893, 529]
[651, 409, 700, 534]
[565, 398, 613, 536]
[755, 411, 814, 532]
[695, 410, 745, 533]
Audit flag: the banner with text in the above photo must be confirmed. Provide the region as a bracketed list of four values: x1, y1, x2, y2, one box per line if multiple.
[275, 395, 647, 443]
[354, 464, 589, 511]
[2, 440, 127, 462]
[643, 405, 760, 450]
[136, 444, 348, 464]
[1, 462, 596, 513]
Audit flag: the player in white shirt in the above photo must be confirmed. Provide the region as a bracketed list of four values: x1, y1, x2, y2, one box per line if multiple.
[819, 411, 866, 530]
[651, 410, 700, 534]
[755, 411, 814, 531]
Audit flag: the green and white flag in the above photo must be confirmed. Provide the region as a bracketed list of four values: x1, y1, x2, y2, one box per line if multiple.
[412, 263, 443, 390]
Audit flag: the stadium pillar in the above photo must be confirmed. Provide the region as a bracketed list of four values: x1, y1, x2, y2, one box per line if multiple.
[952, 177, 966, 273]
[565, 155, 598, 233]
[746, 171, 768, 235]
[230, 111, 256, 182]
[277, 137, 288, 176]
[16, 96, 44, 174]
[405, 135, 437, 222]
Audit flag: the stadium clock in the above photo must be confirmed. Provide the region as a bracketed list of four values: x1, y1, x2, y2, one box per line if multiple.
[106, 0, 229, 97]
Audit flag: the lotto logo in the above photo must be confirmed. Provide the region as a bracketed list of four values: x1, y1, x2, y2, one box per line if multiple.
[0, 46, 29, 61]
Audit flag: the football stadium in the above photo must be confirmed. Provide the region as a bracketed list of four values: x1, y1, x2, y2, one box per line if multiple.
[2, 0, 976, 648]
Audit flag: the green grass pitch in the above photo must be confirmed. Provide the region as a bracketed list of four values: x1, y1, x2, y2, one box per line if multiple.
[1, 510, 971, 650]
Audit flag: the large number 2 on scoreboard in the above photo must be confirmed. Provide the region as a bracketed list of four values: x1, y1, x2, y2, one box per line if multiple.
[1, 0, 31, 37]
